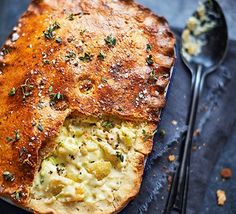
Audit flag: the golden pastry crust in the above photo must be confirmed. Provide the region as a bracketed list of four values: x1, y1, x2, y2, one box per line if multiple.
[0, 0, 175, 212]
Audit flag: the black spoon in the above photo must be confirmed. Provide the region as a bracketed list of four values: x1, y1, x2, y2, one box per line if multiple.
[165, 0, 228, 213]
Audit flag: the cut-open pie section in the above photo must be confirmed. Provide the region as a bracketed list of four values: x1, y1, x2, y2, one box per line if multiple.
[0, 0, 175, 212]
[29, 116, 155, 213]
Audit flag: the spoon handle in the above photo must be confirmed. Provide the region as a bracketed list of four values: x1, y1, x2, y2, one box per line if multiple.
[165, 64, 204, 214]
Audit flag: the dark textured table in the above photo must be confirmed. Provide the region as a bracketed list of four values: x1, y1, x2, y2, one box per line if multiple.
[0, 1, 236, 214]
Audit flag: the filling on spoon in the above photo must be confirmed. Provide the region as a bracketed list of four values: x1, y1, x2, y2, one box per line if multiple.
[182, 1, 216, 60]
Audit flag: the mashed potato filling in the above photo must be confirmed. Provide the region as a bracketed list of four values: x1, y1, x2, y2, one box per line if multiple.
[31, 117, 150, 204]
[182, 2, 216, 60]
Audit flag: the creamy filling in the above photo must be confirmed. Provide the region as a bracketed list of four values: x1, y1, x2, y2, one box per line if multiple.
[31, 117, 151, 204]
[182, 2, 216, 60]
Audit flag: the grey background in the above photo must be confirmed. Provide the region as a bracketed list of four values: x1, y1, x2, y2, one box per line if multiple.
[0, 1, 236, 214]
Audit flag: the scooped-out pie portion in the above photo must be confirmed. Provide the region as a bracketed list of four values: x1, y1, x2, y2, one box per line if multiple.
[30, 117, 154, 213]
[0, 0, 175, 213]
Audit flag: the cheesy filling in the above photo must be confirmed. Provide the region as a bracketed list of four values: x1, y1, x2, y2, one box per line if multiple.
[182, 2, 216, 60]
[31, 117, 150, 204]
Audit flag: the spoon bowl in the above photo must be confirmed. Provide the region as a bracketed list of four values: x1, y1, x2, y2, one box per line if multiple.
[181, 0, 228, 75]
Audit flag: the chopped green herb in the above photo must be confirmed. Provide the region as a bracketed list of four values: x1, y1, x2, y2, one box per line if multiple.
[159, 129, 166, 138]
[48, 86, 53, 92]
[65, 51, 76, 62]
[101, 77, 108, 83]
[1, 48, 11, 56]
[116, 152, 124, 162]
[97, 52, 106, 61]
[104, 35, 117, 47]
[149, 69, 157, 80]
[67, 13, 75, 21]
[55, 37, 62, 44]
[146, 55, 154, 65]
[21, 79, 34, 100]
[52, 21, 60, 29]
[39, 174, 44, 184]
[43, 21, 61, 40]
[19, 147, 27, 158]
[79, 52, 93, 62]
[146, 44, 152, 52]
[142, 129, 146, 135]
[101, 121, 114, 129]
[6, 137, 13, 143]
[37, 101, 44, 110]
[9, 87, 16, 96]
[50, 92, 64, 101]
[80, 29, 86, 36]
[15, 130, 20, 141]
[11, 191, 23, 201]
[42, 59, 50, 65]
[3, 171, 15, 182]
[37, 124, 44, 132]
[6, 130, 20, 143]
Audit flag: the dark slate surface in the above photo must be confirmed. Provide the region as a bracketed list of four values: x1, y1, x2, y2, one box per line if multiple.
[0, 1, 236, 214]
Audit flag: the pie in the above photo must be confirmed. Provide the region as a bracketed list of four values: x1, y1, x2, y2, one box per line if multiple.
[0, 0, 175, 213]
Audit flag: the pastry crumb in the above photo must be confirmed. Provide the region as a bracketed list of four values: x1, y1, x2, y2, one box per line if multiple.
[216, 190, 226, 206]
[192, 145, 197, 151]
[168, 155, 176, 162]
[193, 128, 201, 137]
[171, 120, 178, 126]
[220, 168, 232, 179]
